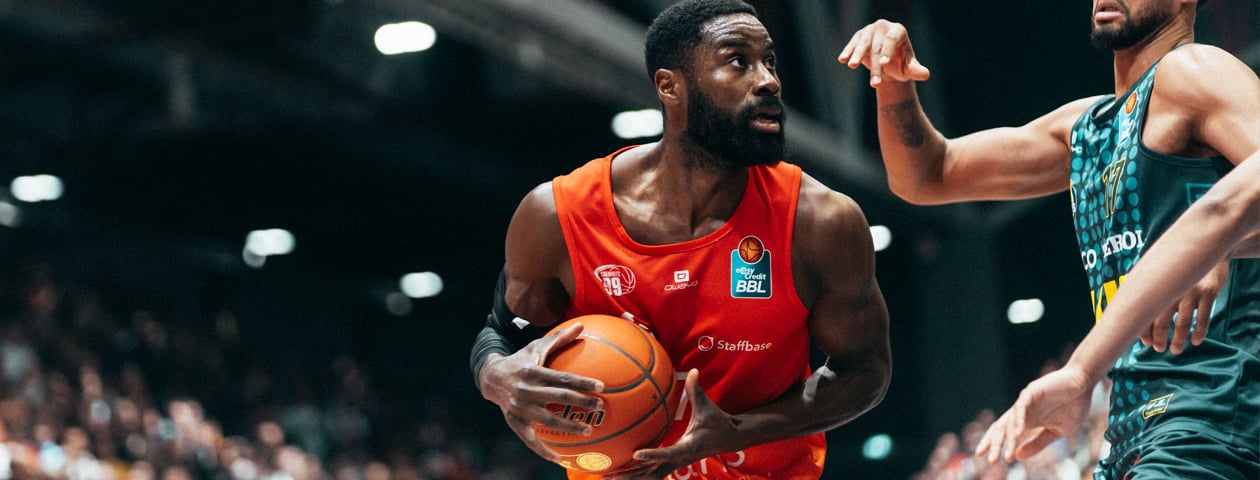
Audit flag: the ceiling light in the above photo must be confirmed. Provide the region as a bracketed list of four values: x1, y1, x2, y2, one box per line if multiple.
[611, 109, 663, 139]
[10, 175, 63, 202]
[375, 21, 437, 55]
[1007, 298, 1046, 324]
[244, 229, 296, 257]
[400, 271, 444, 299]
[869, 225, 892, 252]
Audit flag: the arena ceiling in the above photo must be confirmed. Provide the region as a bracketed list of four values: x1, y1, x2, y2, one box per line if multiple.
[2, 0, 1253, 281]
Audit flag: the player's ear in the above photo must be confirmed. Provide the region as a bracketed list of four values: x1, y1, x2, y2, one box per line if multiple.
[655, 68, 684, 107]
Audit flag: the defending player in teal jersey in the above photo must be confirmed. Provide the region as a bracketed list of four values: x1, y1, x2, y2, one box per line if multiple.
[840, 0, 1259, 478]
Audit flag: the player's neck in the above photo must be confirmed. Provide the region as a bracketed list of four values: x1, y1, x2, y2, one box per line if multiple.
[612, 140, 748, 244]
[1111, 24, 1194, 96]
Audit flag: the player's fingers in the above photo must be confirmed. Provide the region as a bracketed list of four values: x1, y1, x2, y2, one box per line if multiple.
[1138, 318, 1155, 347]
[975, 423, 1000, 462]
[846, 30, 873, 69]
[1013, 429, 1057, 461]
[1192, 293, 1213, 347]
[1150, 307, 1175, 352]
[837, 28, 863, 64]
[867, 33, 887, 86]
[543, 322, 585, 351]
[682, 369, 714, 413]
[908, 59, 932, 81]
[518, 361, 604, 396]
[998, 409, 1030, 464]
[1169, 298, 1197, 355]
[977, 411, 1010, 463]
[520, 400, 592, 436]
[877, 28, 901, 64]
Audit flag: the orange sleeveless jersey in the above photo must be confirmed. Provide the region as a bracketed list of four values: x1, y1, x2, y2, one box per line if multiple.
[552, 146, 825, 479]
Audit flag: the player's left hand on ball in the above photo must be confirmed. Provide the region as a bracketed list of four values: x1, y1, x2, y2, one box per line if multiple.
[605, 369, 739, 479]
[1142, 261, 1227, 354]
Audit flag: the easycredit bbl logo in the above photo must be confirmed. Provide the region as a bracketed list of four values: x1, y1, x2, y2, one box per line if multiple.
[730, 236, 770, 298]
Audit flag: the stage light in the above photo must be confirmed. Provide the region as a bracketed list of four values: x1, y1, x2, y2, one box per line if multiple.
[375, 21, 437, 55]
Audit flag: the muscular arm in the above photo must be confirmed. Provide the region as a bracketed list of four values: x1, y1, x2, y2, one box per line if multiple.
[729, 175, 892, 444]
[840, 20, 1090, 205]
[471, 183, 602, 462]
[502, 183, 574, 328]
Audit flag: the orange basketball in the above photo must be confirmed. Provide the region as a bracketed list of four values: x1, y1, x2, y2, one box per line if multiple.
[535, 314, 677, 474]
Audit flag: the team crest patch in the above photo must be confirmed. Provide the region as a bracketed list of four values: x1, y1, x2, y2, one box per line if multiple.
[594, 264, 636, 296]
[731, 236, 771, 298]
[1124, 91, 1138, 115]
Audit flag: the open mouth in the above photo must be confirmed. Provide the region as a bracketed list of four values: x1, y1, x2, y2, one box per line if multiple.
[751, 113, 782, 132]
[1095, 0, 1124, 22]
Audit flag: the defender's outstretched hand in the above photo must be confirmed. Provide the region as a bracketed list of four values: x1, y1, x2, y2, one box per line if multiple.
[975, 366, 1093, 464]
[838, 19, 931, 87]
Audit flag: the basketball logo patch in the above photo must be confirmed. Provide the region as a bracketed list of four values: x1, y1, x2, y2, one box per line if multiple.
[595, 264, 636, 296]
[730, 236, 771, 299]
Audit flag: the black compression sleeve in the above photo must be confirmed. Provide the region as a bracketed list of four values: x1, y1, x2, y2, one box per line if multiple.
[469, 269, 551, 383]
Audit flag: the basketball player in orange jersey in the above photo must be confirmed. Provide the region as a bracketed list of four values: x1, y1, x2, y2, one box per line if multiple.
[839, 0, 1260, 477]
[470, 0, 892, 478]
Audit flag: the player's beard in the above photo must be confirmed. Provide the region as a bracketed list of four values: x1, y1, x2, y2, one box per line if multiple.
[1090, 0, 1175, 50]
[684, 88, 786, 170]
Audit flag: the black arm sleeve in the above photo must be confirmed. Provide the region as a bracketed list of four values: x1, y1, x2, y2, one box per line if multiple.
[469, 269, 552, 384]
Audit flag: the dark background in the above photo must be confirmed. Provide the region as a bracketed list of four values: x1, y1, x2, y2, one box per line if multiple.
[0, 0, 1255, 478]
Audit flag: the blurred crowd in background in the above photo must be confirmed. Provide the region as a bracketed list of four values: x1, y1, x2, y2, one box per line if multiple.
[0, 252, 1109, 480]
[0, 255, 562, 480]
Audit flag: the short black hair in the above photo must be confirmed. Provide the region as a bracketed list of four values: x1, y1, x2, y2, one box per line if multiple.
[1198, 0, 1207, 9]
[644, 0, 758, 80]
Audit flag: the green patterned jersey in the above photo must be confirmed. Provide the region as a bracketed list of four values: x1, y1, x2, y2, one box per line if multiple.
[1067, 53, 1260, 460]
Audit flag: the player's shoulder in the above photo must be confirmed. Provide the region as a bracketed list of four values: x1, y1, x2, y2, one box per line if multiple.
[795, 172, 867, 232]
[519, 181, 558, 215]
[508, 181, 561, 240]
[1161, 43, 1247, 72]
[1156, 44, 1256, 95]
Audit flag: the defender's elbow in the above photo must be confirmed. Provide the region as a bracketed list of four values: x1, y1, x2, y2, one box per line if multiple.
[887, 180, 950, 206]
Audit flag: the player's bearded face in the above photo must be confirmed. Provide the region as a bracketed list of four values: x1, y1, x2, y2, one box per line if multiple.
[1090, 0, 1175, 50]
[685, 85, 786, 168]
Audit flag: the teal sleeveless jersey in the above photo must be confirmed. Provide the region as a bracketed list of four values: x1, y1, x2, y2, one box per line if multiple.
[1068, 55, 1260, 461]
